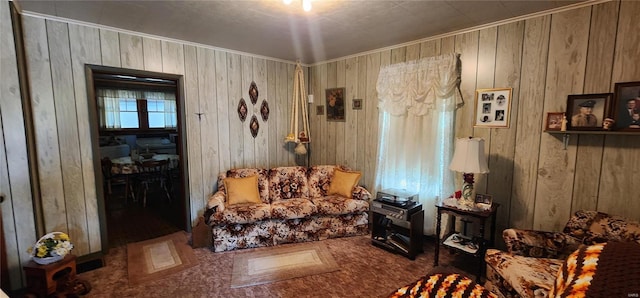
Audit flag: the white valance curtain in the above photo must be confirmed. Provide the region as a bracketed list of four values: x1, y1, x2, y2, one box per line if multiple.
[374, 53, 461, 235]
[96, 89, 177, 129]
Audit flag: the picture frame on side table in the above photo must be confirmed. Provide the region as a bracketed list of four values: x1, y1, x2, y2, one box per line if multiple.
[474, 88, 512, 128]
[545, 112, 565, 131]
[565, 93, 612, 131]
[612, 81, 640, 131]
[474, 193, 493, 206]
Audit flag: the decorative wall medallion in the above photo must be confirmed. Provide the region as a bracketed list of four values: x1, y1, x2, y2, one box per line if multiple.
[260, 99, 270, 121]
[249, 115, 259, 138]
[249, 82, 259, 105]
[237, 98, 248, 122]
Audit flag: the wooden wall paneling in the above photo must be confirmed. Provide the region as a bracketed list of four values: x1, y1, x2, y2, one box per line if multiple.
[241, 55, 255, 167]
[266, 61, 278, 168]
[473, 27, 497, 195]
[276, 62, 289, 166]
[227, 53, 243, 169]
[214, 51, 229, 188]
[356, 56, 367, 175]
[534, 8, 590, 231]
[99, 29, 120, 67]
[23, 16, 67, 233]
[68, 24, 101, 251]
[0, 1, 35, 288]
[183, 45, 203, 220]
[364, 51, 385, 190]
[161, 41, 185, 75]
[317, 64, 328, 165]
[253, 58, 269, 168]
[454, 32, 480, 138]
[326, 62, 337, 165]
[599, 0, 640, 221]
[118, 33, 143, 69]
[142, 37, 162, 72]
[46, 20, 89, 254]
[487, 21, 525, 237]
[510, 15, 551, 230]
[196, 48, 217, 208]
[307, 65, 317, 166]
[345, 57, 359, 170]
[406, 44, 420, 61]
[572, 1, 619, 213]
[391, 47, 406, 64]
[440, 36, 456, 54]
[335, 60, 346, 166]
[420, 40, 441, 58]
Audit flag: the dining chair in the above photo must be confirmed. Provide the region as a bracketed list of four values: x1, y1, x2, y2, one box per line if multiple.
[100, 157, 135, 203]
[135, 159, 171, 207]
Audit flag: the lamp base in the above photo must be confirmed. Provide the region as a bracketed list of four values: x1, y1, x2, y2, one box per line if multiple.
[460, 182, 476, 208]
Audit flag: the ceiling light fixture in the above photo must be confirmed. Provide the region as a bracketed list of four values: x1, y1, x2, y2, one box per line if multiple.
[283, 0, 312, 12]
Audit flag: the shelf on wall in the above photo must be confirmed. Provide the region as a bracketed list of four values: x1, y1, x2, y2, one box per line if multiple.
[544, 130, 640, 150]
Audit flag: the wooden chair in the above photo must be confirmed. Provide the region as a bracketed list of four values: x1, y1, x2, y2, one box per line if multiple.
[100, 157, 134, 203]
[135, 159, 171, 207]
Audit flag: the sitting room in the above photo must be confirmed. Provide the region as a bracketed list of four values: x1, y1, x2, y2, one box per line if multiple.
[2, 0, 640, 297]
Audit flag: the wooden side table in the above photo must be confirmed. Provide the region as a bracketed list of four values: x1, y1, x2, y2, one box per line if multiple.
[23, 254, 85, 297]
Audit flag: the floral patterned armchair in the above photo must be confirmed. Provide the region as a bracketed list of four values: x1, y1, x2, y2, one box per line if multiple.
[484, 210, 640, 297]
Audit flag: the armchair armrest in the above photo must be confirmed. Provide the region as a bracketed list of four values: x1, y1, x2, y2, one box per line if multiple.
[352, 186, 371, 201]
[503, 228, 581, 259]
[204, 190, 226, 225]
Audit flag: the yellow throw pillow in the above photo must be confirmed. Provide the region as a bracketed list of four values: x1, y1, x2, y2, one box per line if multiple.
[224, 175, 262, 205]
[327, 169, 361, 199]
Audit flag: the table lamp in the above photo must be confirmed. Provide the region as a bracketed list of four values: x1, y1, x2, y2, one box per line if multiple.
[449, 137, 489, 208]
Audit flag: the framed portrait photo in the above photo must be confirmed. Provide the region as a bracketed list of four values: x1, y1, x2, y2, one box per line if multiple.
[565, 93, 612, 131]
[474, 88, 512, 128]
[612, 81, 640, 131]
[545, 112, 565, 131]
[325, 87, 346, 121]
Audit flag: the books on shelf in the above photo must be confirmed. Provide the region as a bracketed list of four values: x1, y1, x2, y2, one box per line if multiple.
[443, 233, 479, 254]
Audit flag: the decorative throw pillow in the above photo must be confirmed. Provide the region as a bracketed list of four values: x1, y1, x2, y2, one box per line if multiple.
[327, 169, 361, 199]
[224, 175, 261, 205]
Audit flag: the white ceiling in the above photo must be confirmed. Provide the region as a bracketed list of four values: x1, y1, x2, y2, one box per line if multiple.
[15, 0, 588, 64]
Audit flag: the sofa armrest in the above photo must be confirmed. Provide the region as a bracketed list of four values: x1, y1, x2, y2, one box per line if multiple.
[352, 186, 371, 201]
[204, 190, 226, 225]
[503, 228, 581, 259]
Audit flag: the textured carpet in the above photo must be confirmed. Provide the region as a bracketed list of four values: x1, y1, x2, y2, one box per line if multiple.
[127, 231, 198, 286]
[231, 242, 339, 288]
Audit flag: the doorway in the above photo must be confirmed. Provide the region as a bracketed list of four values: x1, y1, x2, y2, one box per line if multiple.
[86, 65, 190, 251]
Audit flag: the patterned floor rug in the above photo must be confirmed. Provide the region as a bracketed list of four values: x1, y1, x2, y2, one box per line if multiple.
[230, 242, 339, 288]
[127, 231, 198, 286]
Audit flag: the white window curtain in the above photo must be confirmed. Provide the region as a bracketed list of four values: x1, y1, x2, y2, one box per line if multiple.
[96, 88, 176, 129]
[145, 91, 177, 128]
[375, 53, 461, 235]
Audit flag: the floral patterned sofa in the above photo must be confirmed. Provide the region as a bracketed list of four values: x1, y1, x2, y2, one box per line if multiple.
[204, 165, 370, 252]
[484, 210, 640, 297]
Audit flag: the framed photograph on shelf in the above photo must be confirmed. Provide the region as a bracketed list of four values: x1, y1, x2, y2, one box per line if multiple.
[612, 81, 640, 131]
[474, 88, 512, 128]
[545, 112, 565, 131]
[325, 87, 346, 121]
[474, 193, 493, 206]
[565, 93, 612, 131]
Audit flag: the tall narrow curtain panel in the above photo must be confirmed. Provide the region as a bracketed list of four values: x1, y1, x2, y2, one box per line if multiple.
[374, 53, 461, 235]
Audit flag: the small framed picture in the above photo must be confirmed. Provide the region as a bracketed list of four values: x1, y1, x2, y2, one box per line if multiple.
[316, 105, 325, 115]
[545, 112, 565, 131]
[612, 81, 640, 131]
[565, 93, 613, 131]
[352, 98, 363, 110]
[474, 193, 493, 206]
[474, 88, 512, 128]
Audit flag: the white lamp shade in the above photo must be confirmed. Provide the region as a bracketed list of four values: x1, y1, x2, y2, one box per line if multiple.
[449, 137, 490, 174]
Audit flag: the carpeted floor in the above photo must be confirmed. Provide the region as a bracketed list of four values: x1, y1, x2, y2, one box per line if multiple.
[77, 235, 480, 297]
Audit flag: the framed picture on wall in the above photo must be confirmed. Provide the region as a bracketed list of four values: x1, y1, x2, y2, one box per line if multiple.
[545, 112, 565, 131]
[565, 93, 612, 131]
[352, 98, 363, 110]
[326, 87, 346, 121]
[473, 88, 512, 128]
[612, 81, 640, 131]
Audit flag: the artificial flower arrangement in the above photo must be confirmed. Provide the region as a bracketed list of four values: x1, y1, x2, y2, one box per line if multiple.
[27, 232, 74, 265]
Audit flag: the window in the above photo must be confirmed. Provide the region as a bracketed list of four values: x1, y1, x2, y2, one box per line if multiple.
[97, 88, 177, 130]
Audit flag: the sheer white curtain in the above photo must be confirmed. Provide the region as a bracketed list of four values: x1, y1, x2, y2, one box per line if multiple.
[145, 91, 177, 128]
[375, 53, 461, 235]
[97, 89, 138, 129]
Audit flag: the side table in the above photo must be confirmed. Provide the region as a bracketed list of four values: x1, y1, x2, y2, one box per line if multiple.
[23, 254, 90, 297]
[433, 203, 499, 282]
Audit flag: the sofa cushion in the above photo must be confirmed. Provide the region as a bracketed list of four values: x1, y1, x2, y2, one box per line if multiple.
[563, 210, 640, 244]
[268, 166, 310, 201]
[485, 249, 563, 297]
[226, 168, 270, 203]
[271, 198, 318, 219]
[312, 195, 369, 215]
[210, 203, 271, 225]
[224, 175, 261, 205]
[308, 165, 349, 198]
[327, 169, 361, 199]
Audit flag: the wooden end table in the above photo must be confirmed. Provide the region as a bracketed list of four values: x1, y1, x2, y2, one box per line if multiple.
[23, 254, 90, 297]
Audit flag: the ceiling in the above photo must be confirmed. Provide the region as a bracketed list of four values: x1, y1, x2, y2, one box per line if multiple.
[15, 0, 588, 64]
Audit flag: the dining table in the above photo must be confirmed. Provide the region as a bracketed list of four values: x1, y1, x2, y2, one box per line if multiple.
[110, 154, 179, 174]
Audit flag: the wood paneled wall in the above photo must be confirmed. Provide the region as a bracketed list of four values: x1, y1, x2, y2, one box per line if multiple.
[309, 0, 640, 236]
